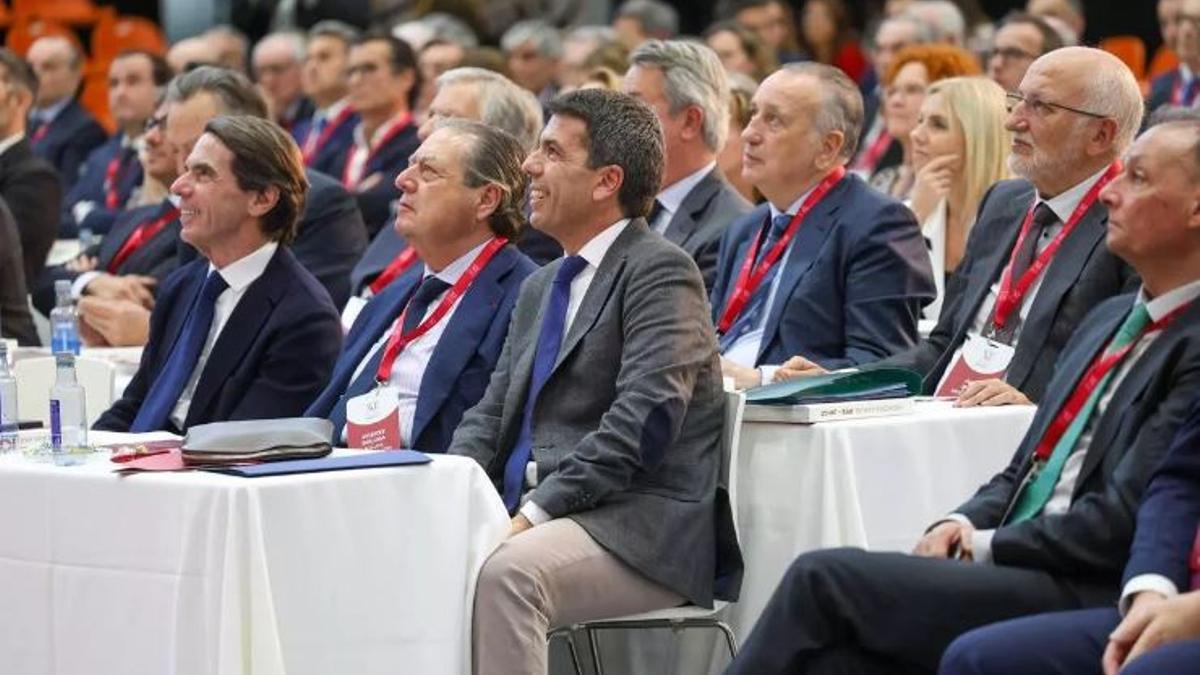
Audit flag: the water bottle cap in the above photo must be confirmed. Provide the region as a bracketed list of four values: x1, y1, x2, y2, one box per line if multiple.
[54, 352, 75, 367]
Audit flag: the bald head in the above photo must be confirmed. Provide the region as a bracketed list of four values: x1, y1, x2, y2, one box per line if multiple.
[1032, 46, 1143, 152]
[26, 36, 81, 108]
[167, 37, 216, 74]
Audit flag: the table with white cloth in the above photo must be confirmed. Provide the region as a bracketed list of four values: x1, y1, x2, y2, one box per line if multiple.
[581, 400, 1038, 675]
[0, 433, 509, 675]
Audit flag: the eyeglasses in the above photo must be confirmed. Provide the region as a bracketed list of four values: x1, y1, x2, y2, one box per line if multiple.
[1004, 92, 1108, 120]
[987, 46, 1037, 62]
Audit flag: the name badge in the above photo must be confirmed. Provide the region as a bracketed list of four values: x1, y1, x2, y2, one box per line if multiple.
[345, 385, 403, 450]
[935, 332, 1016, 398]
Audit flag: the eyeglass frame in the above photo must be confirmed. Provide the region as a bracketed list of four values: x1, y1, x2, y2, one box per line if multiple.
[986, 46, 1038, 63]
[1004, 91, 1109, 120]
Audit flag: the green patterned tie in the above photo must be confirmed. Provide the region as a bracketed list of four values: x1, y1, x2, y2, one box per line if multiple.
[1006, 303, 1151, 524]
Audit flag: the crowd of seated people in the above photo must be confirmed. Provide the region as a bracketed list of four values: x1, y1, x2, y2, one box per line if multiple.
[4, 0, 1200, 672]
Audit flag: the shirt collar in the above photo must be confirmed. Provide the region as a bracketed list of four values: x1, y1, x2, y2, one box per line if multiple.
[1038, 165, 1111, 224]
[425, 239, 491, 285]
[768, 182, 820, 221]
[656, 162, 715, 216]
[576, 218, 632, 271]
[31, 97, 71, 124]
[1183, 63, 1195, 84]
[353, 111, 409, 150]
[209, 241, 279, 293]
[0, 132, 25, 157]
[316, 98, 350, 123]
[1137, 278, 1200, 323]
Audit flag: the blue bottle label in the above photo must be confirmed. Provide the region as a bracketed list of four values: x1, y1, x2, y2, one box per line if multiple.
[50, 399, 62, 450]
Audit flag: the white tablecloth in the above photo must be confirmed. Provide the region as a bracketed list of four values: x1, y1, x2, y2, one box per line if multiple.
[583, 400, 1038, 675]
[0, 434, 509, 675]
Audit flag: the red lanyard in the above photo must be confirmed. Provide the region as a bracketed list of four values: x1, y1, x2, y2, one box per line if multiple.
[992, 162, 1120, 330]
[342, 112, 413, 189]
[1173, 74, 1195, 106]
[1031, 301, 1192, 464]
[303, 106, 355, 166]
[31, 123, 49, 144]
[369, 245, 419, 295]
[107, 206, 179, 273]
[717, 167, 846, 333]
[103, 151, 129, 210]
[373, 237, 506, 383]
[853, 131, 892, 173]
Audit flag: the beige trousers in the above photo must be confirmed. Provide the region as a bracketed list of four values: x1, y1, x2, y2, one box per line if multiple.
[471, 517, 684, 675]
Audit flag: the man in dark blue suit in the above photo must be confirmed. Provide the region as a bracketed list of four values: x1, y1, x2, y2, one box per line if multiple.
[330, 33, 421, 239]
[1147, 0, 1200, 114]
[712, 62, 935, 389]
[294, 21, 359, 177]
[307, 120, 536, 452]
[25, 37, 106, 191]
[937, 119, 1200, 675]
[95, 115, 341, 433]
[725, 115, 1200, 675]
[58, 50, 170, 238]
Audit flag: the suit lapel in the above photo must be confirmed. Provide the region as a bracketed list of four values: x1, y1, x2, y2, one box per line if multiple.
[954, 185, 1033, 344]
[663, 169, 719, 246]
[411, 248, 517, 443]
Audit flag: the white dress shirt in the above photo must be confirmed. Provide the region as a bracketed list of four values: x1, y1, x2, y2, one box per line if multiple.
[344, 111, 408, 187]
[304, 99, 349, 150]
[956, 278, 1200, 567]
[521, 218, 632, 525]
[721, 186, 818, 381]
[339, 240, 487, 444]
[934, 166, 1111, 393]
[651, 162, 714, 235]
[0, 132, 24, 159]
[169, 242, 279, 428]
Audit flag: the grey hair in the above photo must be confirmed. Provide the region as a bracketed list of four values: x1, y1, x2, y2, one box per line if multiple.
[1071, 47, 1144, 154]
[780, 62, 863, 162]
[565, 25, 618, 47]
[436, 67, 543, 151]
[253, 31, 306, 64]
[166, 66, 269, 119]
[903, 1, 966, 44]
[501, 20, 563, 59]
[437, 118, 529, 239]
[871, 14, 936, 48]
[630, 39, 731, 152]
[308, 20, 360, 45]
[614, 0, 680, 38]
[421, 13, 480, 48]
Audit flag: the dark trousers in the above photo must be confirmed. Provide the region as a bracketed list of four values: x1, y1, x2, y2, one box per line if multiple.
[723, 548, 1116, 675]
[940, 606, 1200, 674]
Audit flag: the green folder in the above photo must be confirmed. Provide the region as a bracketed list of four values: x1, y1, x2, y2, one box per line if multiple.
[745, 367, 923, 405]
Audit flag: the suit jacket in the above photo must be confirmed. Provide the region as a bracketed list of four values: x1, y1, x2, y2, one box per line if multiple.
[0, 137, 62, 288]
[292, 108, 359, 177]
[57, 133, 142, 238]
[1147, 68, 1182, 115]
[328, 122, 421, 237]
[33, 199, 182, 316]
[350, 224, 409, 297]
[451, 220, 742, 607]
[710, 173, 936, 368]
[308, 244, 537, 452]
[29, 99, 107, 190]
[661, 167, 752, 291]
[955, 294, 1200, 583]
[179, 169, 368, 308]
[0, 197, 37, 345]
[1122, 395, 1200, 591]
[94, 246, 342, 432]
[878, 179, 1138, 401]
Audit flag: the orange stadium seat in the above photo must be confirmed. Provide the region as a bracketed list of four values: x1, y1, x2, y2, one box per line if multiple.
[91, 10, 167, 61]
[5, 17, 78, 57]
[1099, 35, 1147, 82]
[12, 0, 99, 26]
[1148, 45, 1180, 82]
[0, 3, 11, 31]
[79, 68, 114, 133]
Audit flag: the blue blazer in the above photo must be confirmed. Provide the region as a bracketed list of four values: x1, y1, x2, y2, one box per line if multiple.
[1148, 68, 1183, 115]
[308, 243, 536, 452]
[94, 246, 343, 433]
[328, 122, 421, 237]
[57, 133, 142, 237]
[710, 173, 936, 368]
[293, 109, 361, 178]
[29, 99, 107, 192]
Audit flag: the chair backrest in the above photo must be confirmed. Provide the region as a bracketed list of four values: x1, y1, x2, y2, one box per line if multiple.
[5, 17, 77, 57]
[14, 356, 114, 428]
[1149, 45, 1180, 82]
[720, 390, 747, 542]
[1099, 35, 1147, 81]
[91, 12, 167, 62]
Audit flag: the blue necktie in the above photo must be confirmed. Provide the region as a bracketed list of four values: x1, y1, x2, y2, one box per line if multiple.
[501, 255, 589, 512]
[130, 271, 229, 432]
[1186, 78, 1200, 106]
[719, 213, 793, 351]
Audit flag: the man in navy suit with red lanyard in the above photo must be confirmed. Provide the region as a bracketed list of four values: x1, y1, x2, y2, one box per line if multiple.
[1148, 0, 1200, 114]
[25, 36, 105, 191]
[331, 32, 421, 239]
[306, 120, 536, 453]
[94, 115, 341, 433]
[294, 21, 360, 178]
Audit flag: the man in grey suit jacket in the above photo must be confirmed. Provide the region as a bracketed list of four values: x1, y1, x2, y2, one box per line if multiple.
[451, 88, 740, 675]
[622, 39, 752, 290]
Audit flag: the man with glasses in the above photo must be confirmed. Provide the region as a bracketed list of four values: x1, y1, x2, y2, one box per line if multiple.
[986, 12, 1063, 93]
[729, 47, 1151, 674]
[1149, 0, 1200, 112]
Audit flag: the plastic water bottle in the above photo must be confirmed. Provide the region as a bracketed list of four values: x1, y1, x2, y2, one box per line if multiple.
[0, 340, 17, 453]
[49, 280, 81, 355]
[49, 352, 87, 455]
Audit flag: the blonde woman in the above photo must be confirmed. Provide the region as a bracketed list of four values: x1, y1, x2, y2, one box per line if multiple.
[908, 76, 1011, 320]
